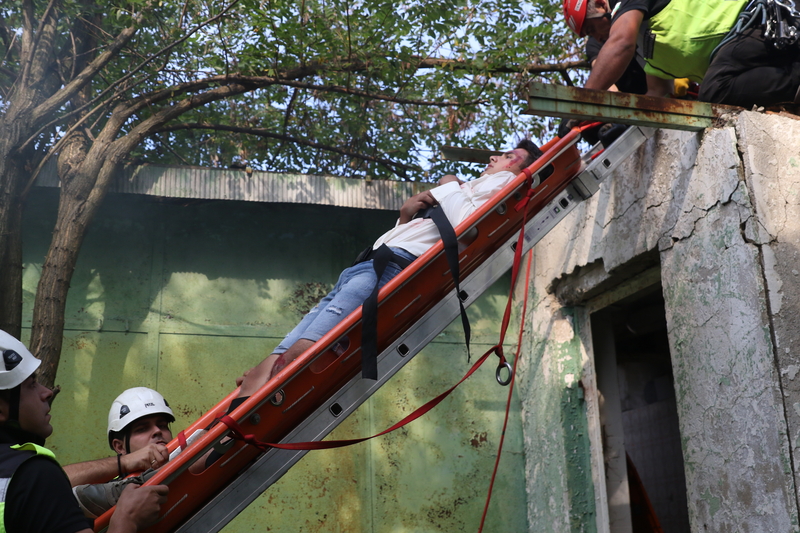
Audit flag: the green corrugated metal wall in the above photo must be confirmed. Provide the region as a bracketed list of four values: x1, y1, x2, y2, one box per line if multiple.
[21, 188, 529, 532]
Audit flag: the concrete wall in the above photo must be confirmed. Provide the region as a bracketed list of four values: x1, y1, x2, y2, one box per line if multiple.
[519, 113, 800, 532]
[21, 187, 528, 532]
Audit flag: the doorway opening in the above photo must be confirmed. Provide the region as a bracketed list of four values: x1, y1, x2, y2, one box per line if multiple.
[591, 284, 690, 533]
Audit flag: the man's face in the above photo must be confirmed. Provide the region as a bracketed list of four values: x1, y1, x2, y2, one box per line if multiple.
[584, 15, 611, 42]
[12, 374, 54, 440]
[482, 148, 529, 176]
[582, 1, 611, 42]
[114, 414, 173, 454]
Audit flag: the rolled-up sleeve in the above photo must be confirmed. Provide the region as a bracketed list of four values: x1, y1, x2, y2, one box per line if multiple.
[430, 171, 515, 227]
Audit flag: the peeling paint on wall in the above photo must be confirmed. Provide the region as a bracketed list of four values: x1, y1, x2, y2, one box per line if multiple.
[520, 113, 800, 533]
[518, 297, 596, 533]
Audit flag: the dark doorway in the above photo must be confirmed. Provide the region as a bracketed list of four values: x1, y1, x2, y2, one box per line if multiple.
[591, 284, 690, 533]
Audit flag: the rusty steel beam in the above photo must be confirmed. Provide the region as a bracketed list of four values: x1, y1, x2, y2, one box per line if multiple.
[524, 82, 740, 131]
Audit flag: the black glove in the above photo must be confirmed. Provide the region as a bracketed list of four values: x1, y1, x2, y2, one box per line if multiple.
[599, 123, 629, 148]
[557, 118, 579, 139]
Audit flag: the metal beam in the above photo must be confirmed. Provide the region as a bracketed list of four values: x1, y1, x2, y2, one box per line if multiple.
[440, 146, 502, 163]
[523, 82, 740, 131]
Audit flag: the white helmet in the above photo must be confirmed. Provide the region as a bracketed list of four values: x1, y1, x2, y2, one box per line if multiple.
[0, 330, 41, 390]
[107, 387, 174, 448]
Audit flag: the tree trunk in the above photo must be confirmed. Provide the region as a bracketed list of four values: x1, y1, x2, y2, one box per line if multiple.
[0, 101, 40, 339]
[0, 170, 24, 339]
[29, 132, 125, 388]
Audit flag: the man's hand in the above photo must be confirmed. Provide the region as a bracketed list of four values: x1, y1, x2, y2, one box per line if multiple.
[122, 443, 169, 473]
[399, 190, 437, 224]
[108, 483, 168, 533]
[557, 119, 579, 139]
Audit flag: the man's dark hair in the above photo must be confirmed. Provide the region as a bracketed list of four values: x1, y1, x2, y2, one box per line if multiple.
[515, 139, 544, 170]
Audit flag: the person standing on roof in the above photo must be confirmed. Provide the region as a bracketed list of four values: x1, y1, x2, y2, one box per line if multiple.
[63, 387, 173, 487]
[563, 0, 800, 107]
[0, 330, 167, 533]
[556, 0, 650, 142]
[234, 139, 545, 402]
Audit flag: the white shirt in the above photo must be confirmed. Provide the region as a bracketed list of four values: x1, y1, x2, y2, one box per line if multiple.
[372, 170, 516, 257]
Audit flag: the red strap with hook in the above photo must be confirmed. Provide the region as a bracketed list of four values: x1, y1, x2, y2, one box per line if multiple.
[216, 342, 506, 451]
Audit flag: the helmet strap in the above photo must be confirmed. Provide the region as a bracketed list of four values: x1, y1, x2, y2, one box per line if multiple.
[8, 386, 20, 423]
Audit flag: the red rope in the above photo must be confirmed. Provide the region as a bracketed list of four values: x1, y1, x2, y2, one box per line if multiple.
[477, 250, 534, 532]
[217, 342, 504, 451]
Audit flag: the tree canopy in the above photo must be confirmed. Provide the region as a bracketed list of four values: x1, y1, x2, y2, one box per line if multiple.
[0, 0, 588, 388]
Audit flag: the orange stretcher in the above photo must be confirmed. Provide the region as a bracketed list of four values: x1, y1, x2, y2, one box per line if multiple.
[93, 125, 653, 533]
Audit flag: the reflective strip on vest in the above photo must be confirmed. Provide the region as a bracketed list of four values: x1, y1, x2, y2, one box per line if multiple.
[9, 443, 56, 460]
[0, 479, 6, 533]
[643, 0, 747, 81]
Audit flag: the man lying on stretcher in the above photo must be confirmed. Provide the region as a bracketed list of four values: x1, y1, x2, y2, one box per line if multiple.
[66, 139, 549, 511]
[216, 139, 545, 438]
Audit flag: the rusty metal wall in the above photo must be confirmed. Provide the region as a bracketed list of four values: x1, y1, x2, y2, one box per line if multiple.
[21, 187, 528, 532]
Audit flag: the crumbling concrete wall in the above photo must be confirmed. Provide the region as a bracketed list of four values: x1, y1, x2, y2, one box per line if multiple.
[519, 113, 800, 532]
[736, 114, 800, 510]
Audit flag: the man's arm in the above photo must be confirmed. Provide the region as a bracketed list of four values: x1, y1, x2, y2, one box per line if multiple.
[585, 10, 644, 91]
[64, 443, 169, 486]
[438, 174, 463, 185]
[430, 171, 518, 227]
[398, 190, 437, 224]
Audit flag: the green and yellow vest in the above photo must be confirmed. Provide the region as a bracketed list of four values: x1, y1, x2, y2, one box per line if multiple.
[642, 0, 748, 81]
[0, 443, 59, 533]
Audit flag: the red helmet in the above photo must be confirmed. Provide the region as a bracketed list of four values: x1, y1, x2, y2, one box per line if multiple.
[563, 0, 588, 37]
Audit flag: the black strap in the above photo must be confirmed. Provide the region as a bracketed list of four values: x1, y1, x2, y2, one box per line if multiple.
[361, 244, 393, 380]
[429, 206, 471, 361]
[353, 245, 413, 270]
[360, 203, 472, 379]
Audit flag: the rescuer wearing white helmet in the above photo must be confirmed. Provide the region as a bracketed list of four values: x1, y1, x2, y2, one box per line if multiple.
[62, 387, 173, 487]
[66, 388, 176, 520]
[107, 387, 174, 457]
[0, 330, 167, 533]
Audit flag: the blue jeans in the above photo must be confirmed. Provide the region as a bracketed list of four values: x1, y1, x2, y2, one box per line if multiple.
[273, 247, 417, 354]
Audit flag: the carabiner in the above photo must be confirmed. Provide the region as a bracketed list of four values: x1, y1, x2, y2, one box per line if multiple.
[496, 361, 513, 386]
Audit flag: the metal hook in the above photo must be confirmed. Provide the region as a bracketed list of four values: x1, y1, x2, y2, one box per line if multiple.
[496, 361, 513, 386]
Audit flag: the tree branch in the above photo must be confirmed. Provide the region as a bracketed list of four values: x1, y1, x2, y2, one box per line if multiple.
[271, 79, 489, 107]
[32, 0, 241, 126]
[20, 0, 241, 154]
[20, 0, 58, 89]
[124, 55, 582, 113]
[31, 21, 138, 125]
[412, 57, 591, 74]
[155, 122, 421, 176]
